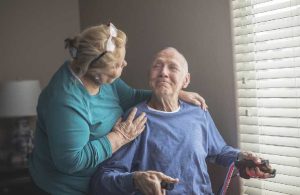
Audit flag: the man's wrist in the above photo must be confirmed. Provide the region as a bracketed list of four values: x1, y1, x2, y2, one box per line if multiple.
[132, 171, 140, 190]
[115, 173, 136, 193]
[237, 152, 241, 160]
[237, 151, 244, 161]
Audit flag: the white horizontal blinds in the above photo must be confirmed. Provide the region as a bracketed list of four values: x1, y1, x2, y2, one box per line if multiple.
[232, 0, 300, 195]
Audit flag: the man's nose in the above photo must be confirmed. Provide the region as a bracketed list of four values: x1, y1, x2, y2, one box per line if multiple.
[159, 66, 169, 77]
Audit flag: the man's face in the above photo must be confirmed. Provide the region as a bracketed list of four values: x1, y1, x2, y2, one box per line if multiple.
[149, 49, 190, 97]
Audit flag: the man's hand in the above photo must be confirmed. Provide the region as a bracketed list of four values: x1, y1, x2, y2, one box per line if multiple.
[133, 171, 179, 195]
[238, 151, 274, 179]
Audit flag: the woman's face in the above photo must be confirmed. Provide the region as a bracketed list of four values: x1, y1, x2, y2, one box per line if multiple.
[99, 47, 127, 84]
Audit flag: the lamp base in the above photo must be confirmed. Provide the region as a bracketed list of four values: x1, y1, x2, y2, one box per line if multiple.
[10, 118, 34, 166]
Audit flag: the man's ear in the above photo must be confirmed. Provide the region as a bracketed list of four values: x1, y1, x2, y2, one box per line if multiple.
[148, 68, 152, 88]
[182, 73, 190, 88]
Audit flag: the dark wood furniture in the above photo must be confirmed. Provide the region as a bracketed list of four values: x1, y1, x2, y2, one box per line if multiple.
[0, 164, 36, 195]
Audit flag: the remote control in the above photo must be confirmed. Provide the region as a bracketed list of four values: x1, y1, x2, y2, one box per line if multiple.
[161, 181, 175, 190]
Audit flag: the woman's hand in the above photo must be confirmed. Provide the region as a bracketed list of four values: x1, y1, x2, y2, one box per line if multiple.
[113, 107, 147, 142]
[107, 108, 147, 153]
[179, 90, 208, 111]
[133, 171, 179, 195]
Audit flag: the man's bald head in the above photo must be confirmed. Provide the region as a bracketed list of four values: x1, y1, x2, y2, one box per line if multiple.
[149, 47, 191, 98]
[154, 47, 189, 74]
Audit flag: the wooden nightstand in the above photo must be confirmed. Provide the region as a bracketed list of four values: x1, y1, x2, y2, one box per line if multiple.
[0, 164, 36, 195]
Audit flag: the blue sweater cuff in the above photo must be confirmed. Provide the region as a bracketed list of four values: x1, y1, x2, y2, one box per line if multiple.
[118, 173, 135, 192]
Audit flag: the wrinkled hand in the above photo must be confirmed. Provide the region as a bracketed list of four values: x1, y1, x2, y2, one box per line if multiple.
[179, 90, 208, 111]
[238, 151, 273, 179]
[133, 171, 179, 195]
[112, 107, 147, 144]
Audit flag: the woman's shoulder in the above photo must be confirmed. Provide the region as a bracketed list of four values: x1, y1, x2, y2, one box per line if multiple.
[41, 61, 85, 105]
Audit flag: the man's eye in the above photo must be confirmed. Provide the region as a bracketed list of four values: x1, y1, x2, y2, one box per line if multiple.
[153, 64, 162, 68]
[170, 65, 179, 71]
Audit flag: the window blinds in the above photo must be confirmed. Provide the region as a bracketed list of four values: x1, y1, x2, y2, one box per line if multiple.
[231, 0, 300, 194]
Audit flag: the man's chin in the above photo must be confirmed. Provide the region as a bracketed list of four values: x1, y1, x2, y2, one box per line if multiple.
[155, 89, 171, 97]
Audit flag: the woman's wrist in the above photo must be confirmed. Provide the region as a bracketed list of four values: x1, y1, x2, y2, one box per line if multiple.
[107, 131, 127, 153]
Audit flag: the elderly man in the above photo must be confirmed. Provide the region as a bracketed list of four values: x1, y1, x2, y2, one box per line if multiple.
[90, 47, 271, 195]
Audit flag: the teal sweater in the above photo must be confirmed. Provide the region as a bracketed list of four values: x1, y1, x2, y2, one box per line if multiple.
[29, 61, 151, 195]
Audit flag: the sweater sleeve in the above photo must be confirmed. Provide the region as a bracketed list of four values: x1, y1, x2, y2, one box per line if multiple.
[205, 111, 240, 167]
[113, 78, 151, 111]
[44, 100, 112, 174]
[90, 138, 140, 195]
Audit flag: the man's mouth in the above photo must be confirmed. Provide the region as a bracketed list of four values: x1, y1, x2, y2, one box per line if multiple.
[157, 80, 169, 84]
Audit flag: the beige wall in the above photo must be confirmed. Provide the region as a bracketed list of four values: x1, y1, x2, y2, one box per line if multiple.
[0, 0, 80, 163]
[0, 0, 80, 87]
[80, 0, 238, 194]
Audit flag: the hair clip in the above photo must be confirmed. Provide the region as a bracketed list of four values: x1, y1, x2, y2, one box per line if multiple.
[69, 47, 78, 59]
[64, 39, 78, 59]
[106, 23, 117, 52]
[88, 23, 118, 66]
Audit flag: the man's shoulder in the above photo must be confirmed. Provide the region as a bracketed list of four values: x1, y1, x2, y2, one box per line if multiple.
[180, 100, 206, 115]
[122, 101, 148, 119]
[135, 101, 148, 112]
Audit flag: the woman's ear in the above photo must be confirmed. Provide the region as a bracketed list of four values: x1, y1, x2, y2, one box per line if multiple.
[182, 73, 190, 88]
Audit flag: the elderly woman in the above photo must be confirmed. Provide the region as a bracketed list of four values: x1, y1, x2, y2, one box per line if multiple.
[29, 24, 207, 195]
[90, 47, 273, 195]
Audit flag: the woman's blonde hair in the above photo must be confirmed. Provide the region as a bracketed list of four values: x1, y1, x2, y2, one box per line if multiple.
[65, 24, 127, 82]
